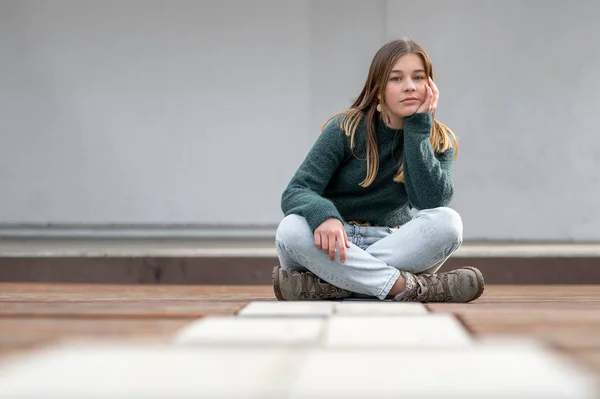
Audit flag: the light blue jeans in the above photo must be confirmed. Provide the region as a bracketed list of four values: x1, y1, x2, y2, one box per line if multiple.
[275, 207, 463, 300]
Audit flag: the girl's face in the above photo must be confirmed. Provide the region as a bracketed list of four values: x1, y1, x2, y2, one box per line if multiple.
[381, 53, 429, 127]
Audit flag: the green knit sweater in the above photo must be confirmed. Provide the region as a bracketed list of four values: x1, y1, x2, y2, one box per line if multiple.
[281, 112, 455, 232]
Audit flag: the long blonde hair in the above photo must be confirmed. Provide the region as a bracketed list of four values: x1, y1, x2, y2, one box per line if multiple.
[322, 38, 458, 187]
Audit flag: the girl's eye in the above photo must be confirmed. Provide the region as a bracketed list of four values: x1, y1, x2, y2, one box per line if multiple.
[391, 77, 400, 81]
[414, 76, 425, 80]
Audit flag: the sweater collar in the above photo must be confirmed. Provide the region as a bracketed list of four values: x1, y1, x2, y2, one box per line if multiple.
[376, 116, 403, 138]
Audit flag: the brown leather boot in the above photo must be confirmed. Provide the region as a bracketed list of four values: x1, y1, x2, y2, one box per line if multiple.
[394, 267, 485, 303]
[272, 266, 352, 301]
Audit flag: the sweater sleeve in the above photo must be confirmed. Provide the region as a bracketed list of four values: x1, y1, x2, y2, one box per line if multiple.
[402, 112, 455, 210]
[281, 118, 346, 232]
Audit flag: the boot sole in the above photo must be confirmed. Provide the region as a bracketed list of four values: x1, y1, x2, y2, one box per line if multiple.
[463, 266, 485, 301]
[272, 265, 285, 301]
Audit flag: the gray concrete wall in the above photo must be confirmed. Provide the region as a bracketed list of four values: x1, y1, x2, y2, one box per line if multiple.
[0, 0, 598, 241]
[386, 0, 600, 241]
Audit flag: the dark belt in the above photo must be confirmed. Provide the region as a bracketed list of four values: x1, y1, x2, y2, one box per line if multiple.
[347, 220, 400, 229]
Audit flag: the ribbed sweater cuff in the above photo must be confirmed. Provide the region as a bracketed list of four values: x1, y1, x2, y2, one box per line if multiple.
[306, 205, 343, 232]
[404, 112, 432, 135]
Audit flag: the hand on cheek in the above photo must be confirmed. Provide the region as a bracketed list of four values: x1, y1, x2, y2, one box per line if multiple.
[416, 77, 439, 115]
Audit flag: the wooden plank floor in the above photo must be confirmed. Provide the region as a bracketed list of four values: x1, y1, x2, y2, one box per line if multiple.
[0, 283, 599, 381]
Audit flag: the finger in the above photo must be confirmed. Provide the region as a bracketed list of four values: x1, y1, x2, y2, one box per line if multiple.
[321, 234, 329, 255]
[429, 76, 439, 95]
[429, 77, 439, 109]
[314, 231, 321, 250]
[338, 232, 347, 263]
[343, 228, 351, 248]
[418, 85, 432, 113]
[328, 234, 337, 261]
[427, 84, 434, 112]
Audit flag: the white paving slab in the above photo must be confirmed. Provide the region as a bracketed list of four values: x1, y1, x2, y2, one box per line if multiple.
[335, 301, 428, 315]
[289, 345, 600, 399]
[474, 335, 550, 349]
[1, 342, 597, 399]
[324, 314, 472, 347]
[172, 316, 325, 345]
[0, 343, 303, 399]
[237, 301, 336, 317]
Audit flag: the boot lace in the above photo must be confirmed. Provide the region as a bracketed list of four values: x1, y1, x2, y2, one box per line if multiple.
[417, 273, 453, 302]
[298, 273, 343, 299]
